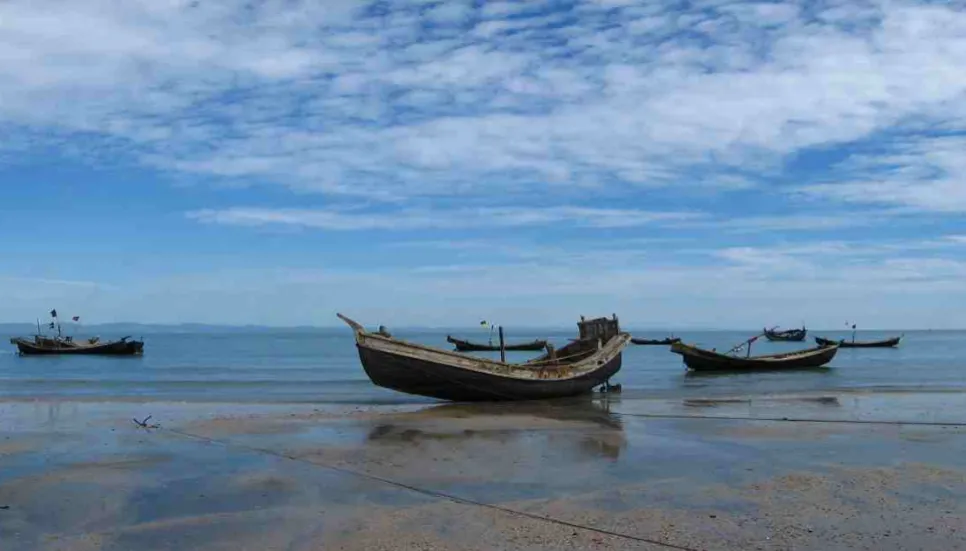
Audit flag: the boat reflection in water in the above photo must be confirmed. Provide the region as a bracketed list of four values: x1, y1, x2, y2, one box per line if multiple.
[366, 396, 626, 461]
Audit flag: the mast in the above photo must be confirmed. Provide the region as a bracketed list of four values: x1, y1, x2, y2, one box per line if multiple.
[50, 309, 61, 338]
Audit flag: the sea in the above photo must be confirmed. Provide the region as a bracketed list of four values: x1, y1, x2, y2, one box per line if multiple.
[0, 327, 962, 405]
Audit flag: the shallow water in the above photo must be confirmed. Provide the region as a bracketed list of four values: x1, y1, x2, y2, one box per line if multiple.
[1, 328, 963, 403]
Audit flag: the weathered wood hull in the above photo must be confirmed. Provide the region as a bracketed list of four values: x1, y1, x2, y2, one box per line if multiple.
[815, 336, 900, 348]
[763, 329, 807, 342]
[446, 335, 548, 352]
[671, 342, 838, 372]
[341, 313, 629, 402]
[14, 338, 144, 356]
[630, 337, 681, 346]
[357, 345, 622, 401]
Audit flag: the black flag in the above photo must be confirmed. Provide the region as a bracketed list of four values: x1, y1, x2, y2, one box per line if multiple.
[50, 309, 57, 318]
[49, 322, 55, 329]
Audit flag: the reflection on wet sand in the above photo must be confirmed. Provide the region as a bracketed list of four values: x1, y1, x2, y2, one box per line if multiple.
[365, 397, 627, 461]
[682, 396, 841, 408]
[3, 394, 966, 551]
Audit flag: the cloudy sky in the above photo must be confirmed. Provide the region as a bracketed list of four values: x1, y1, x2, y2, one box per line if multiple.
[2, 0, 965, 328]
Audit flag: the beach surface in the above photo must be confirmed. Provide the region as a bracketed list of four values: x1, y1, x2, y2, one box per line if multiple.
[2, 391, 965, 550]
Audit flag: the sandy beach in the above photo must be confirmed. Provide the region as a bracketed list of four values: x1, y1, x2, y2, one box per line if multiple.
[1, 392, 965, 550]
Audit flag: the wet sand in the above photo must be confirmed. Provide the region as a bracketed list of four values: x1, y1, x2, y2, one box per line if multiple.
[2, 393, 966, 550]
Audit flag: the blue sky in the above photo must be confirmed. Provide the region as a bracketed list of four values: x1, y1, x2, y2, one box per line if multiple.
[2, 0, 966, 328]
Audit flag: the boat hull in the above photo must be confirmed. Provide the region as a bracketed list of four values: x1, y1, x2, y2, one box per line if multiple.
[14, 339, 144, 356]
[763, 329, 807, 342]
[672, 342, 838, 372]
[356, 345, 622, 401]
[446, 336, 548, 352]
[815, 336, 900, 348]
[631, 337, 681, 346]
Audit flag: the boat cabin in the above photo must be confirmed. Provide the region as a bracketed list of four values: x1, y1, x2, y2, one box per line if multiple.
[577, 314, 621, 343]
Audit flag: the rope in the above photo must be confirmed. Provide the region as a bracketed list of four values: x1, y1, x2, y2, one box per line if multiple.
[164, 426, 705, 551]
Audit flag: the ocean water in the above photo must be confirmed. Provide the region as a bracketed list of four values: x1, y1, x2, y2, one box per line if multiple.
[1, 328, 963, 404]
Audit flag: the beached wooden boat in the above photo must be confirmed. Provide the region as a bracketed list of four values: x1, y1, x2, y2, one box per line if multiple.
[763, 327, 807, 342]
[814, 336, 901, 348]
[12, 335, 144, 356]
[339, 313, 631, 401]
[670, 341, 838, 372]
[630, 337, 681, 346]
[445, 335, 548, 352]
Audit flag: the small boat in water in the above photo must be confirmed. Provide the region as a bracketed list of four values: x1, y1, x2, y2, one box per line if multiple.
[763, 326, 807, 342]
[339, 313, 631, 401]
[630, 337, 681, 346]
[445, 335, 548, 352]
[814, 336, 901, 348]
[671, 341, 838, 372]
[10, 310, 144, 356]
[11, 335, 144, 356]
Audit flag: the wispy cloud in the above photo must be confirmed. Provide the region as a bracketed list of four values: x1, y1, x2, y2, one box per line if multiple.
[187, 206, 701, 230]
[99, 250, 966, 327]
[0, 276, 107, 289]
[799, 135, 966, 212]
[5, 0, 966, 208]
[5, 0, 966, 327]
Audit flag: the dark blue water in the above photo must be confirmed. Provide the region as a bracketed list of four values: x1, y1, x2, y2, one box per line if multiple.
[1, 329, 962, 403]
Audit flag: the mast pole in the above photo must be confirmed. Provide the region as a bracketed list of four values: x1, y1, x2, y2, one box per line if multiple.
[499, 326, 506, 363]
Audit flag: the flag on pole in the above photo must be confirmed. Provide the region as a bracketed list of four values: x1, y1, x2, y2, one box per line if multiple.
[72, 316, 80, 322]
[50, 309, 57, 318]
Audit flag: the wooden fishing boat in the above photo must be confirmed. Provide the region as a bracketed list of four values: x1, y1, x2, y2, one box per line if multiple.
[12, 335, 144, 356]
[445, 335, 548, 352]
[815, 336, 901, 348]
[339, 313, 631, 401]
[671, 341, 838, 372]
[630, 337, 681, 346]
[763, 326, 807, 342]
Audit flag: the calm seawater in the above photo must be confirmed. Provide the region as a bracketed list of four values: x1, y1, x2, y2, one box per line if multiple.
[1, 329, 963, 404]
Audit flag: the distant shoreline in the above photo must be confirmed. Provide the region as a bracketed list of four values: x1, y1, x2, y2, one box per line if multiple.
[0, 323, 959, 332]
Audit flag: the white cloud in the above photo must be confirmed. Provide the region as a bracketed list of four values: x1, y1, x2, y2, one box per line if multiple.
[187, 206, 702, 230]
[3, 0, 966, 206]
[3, 0, 966, 327]
[424, 1, 475, 25]
[799, 135, 966, 212]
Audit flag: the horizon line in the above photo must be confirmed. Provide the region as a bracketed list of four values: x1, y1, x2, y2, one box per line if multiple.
[0, 322, 953, 332]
